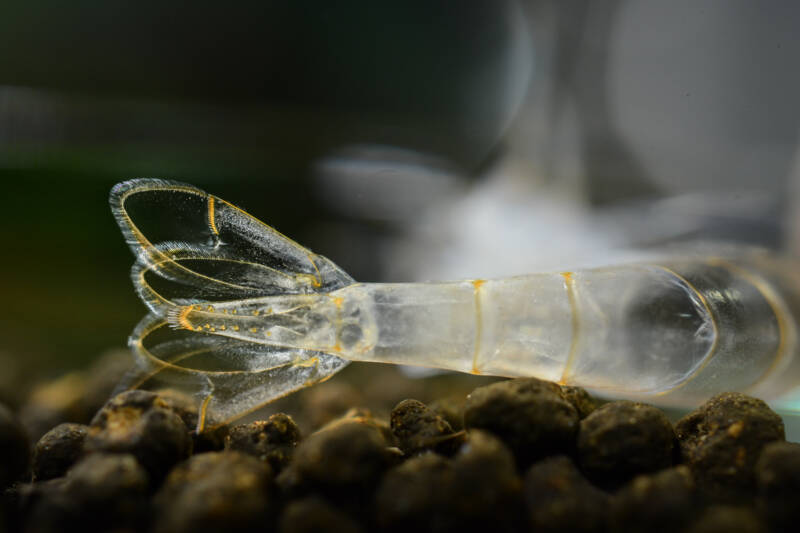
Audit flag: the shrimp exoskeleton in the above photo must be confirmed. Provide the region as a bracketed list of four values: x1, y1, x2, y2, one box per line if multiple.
[111, 179, 800, 431]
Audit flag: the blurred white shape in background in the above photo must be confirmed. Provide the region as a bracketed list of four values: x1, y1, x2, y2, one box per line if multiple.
[315, 145, 465, 224]
[322, 1, 799, 281]
[317, 146, 782, 282]
[312, 2, 800, 384]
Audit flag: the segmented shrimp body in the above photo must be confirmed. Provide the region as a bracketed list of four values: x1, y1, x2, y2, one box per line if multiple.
[111, 179, 800, 430]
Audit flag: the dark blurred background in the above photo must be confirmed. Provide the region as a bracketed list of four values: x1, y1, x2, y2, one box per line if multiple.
[0, 1, 528, 375]
[1, 0, 799, 385]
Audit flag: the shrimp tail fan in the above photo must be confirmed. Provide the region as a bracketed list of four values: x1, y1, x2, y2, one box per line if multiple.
[109, 179, 353, 429]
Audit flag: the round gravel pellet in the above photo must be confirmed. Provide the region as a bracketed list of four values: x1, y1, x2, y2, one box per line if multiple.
[84, 390, 192, 481]
[559, 385, 598, 419]
[449, 430, 522, 531]
[280, 420, 394, 509]
[225, 413, 301, 472]
[32, 423, 88, 481]
[154, 451, 275, 533]
[676, 392, 784, 500]
[10, 355, 800, 533]
[390, 399, 461, 456]
[755, 440, 800, 531]
[279, 496, 363, 533]
[23, 453, 149, 532]
[684, 505, 767, 533]
[577, 401, 675, 488]
[610, 466, 696, 533]
[463, 378, 579, 467]
[66, 453, 149, 523]
[375, 452, 454, 532]
[524, 455, 609, 533]
[375, 430, 522, 533]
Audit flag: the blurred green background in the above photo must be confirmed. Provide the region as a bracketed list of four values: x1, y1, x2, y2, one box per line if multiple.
[0, 1, 526, 379]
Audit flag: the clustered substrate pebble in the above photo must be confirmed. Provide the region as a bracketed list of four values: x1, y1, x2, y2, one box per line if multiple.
[1, 362, 797, 532]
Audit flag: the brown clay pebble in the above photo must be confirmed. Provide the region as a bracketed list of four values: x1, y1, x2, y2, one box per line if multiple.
[577, 401, 675, 488]
[14, 478, 68, 533]
[448, 430, 523, 531]
[279, 496, 363, 533]
[676, 392, 784, 501]
[153, 451, 274, 533]
[559, 385, 598, 419]
[280, 421, 393, 509]
[0, 403, 29, 488]
[610, 466, 696, 533]
[523, 455, 609, 533]
[463, 378, 579, 467]
[64, 453, 149, 527]
[225, 413, 301, 472]
[428, 394, 466, 431]
[755, 440, 800, 531]
[684, 505, 767, 533]
[84, 390, 192, 481]
[31, 423, 88, 481]
[390, 399, 461, 456]
[375, 452, 454, 533]
[375, 430, 522, 533]
[23, 453, 149, 532]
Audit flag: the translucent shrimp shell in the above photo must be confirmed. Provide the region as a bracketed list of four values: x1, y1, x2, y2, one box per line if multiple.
[111, 179, 800, 428]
